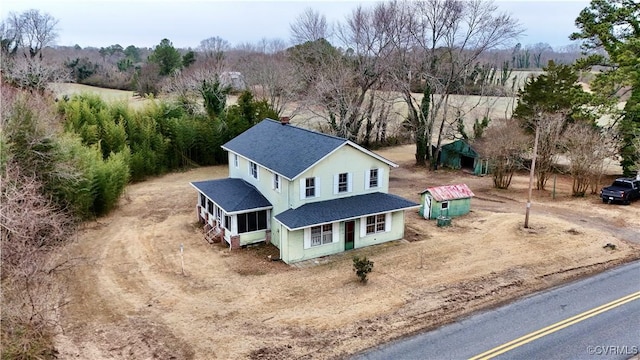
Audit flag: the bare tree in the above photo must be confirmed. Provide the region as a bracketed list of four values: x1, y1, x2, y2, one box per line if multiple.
[2, 9, 58, 59]
[1, 84, 76, 358]
[236, 43, 299, 117]
[255, 37, 287, 54]
[2, 55, 70, 92]
[532, 113, 564, 190]
[475, 119, 529, 189]
[198, 36, 230, 73]
[396, 0, 523, 166]
[295, 2, 398, 142]
[290, 7, 329, 45]
[1, 10, 64, 91]
[563, 122, 614, 196]
[22, 9, 58, 58]
[1, 165, 75, 358]
[527, 42, 553, 68]
[0, 17, 21, 56]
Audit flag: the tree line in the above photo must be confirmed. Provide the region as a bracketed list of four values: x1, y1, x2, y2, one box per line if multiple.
[2, 1, 635, 178]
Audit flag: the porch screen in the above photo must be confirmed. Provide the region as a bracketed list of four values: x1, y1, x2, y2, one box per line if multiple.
[237, 210, 268, 234]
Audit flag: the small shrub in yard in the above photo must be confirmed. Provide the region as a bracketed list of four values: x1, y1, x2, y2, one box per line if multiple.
[352, 256, 374, 284]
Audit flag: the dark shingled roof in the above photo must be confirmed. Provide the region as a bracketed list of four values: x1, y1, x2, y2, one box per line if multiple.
[275, 192, 419, 230]
[191, 178, 272, 213]
[222, 119, 347, 180]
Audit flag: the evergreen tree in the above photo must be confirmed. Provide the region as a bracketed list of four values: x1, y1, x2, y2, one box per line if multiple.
[148, 38, 182, 76]
[513, 61, 595, 190]
[182, 50, 196, 68]
[571, 0, 640, 175]
[513, 61, 595, 128]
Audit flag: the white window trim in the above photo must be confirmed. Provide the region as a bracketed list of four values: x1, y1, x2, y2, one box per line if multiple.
[249, 161, 259, 180]
[360, 213, 392, 237]
[273, 173, 281, 192]
[300, 176, 320, 199]
[365, 168, 384, 189]
[303, 223, 339, 249]
[234, 154, 239, 168]
[216, 206, 223, 222]
[333, 172, 353, 194]
[235, 209, 270, 234]
[441, 201, 449, 210]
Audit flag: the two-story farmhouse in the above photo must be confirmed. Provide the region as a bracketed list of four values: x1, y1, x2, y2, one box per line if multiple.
[191, 118, 419, 264]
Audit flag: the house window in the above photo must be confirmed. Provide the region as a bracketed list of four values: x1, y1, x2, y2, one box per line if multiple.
[216, 206, 223, 222]
[441, 202, 449, 210]
[207, 199, 214, 214]
[310, 224, 333, 247]
[334, 173, 352, 194]
[273, 173, 280, 191]
[200, 193, 206, 207]
[249, 161, 258, 179]
[234, 154, 239, 168]
[224, 215, 231, 229]
[366, 214, 386, 235]
[305, 177, 315, 198]
[338, 173, 348, 192]
[365, 168, 383, 189]
[236, 210, 268, 234]
[369, 169, 379, 188]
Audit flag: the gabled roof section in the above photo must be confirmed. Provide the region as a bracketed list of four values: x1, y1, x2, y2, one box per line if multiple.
[274, 192, 419, 230]
[420, 184, 475, 202]
[191, 178, 272, 214]
[222, 119, 397, 180]
[441, 139, 479, 157]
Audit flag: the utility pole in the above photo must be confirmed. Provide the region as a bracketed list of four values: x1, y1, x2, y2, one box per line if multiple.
[525, 115, 540, 229]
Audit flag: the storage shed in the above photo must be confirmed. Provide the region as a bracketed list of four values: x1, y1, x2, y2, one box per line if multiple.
[440, 140, 489, 175]
[419, 184, 475, 219]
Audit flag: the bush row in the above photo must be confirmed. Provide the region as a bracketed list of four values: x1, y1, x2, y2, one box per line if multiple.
[55, 91, 277, 217]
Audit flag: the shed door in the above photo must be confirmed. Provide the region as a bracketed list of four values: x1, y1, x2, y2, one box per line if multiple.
[424, 196, 431, 219]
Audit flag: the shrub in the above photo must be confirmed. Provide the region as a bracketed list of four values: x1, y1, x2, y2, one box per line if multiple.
[352, 256, 374, 284]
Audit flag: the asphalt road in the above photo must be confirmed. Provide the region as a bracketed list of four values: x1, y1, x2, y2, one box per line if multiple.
[355, 261, 640, 360]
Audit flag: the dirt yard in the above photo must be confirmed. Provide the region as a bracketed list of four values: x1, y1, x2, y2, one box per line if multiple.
[54, 144, 640, 359]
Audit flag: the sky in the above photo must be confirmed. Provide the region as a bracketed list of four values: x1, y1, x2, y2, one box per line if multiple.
[0, 0, 590, 50]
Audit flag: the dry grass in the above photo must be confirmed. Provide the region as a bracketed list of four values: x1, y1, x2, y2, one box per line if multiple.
[53, 145, 640, 359]
[49, 83, 154, 109]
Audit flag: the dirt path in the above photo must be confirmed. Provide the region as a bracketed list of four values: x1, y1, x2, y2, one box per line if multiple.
[470, 191, 640, 244]
[54, 146, 640, 359]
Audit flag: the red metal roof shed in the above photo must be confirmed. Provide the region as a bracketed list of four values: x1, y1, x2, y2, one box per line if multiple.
[420, 184, 475, 202]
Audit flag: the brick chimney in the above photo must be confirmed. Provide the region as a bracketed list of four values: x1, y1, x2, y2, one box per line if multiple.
[279, 116, 290, 125]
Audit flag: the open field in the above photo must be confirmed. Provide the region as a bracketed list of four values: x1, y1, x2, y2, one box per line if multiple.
[49, 82, 517, 144]
[52, 69, 615, 148]
[49, 83, 153, 109]
[53, 144, 640, 359]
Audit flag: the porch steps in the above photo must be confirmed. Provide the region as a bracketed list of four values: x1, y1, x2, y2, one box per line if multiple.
[203, 224, 222, 244]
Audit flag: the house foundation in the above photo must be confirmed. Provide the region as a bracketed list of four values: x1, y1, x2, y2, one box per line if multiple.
[230, 235, 240, 249]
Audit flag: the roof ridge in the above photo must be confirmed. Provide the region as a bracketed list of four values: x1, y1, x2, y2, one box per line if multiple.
[264, 118, 348, 143]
